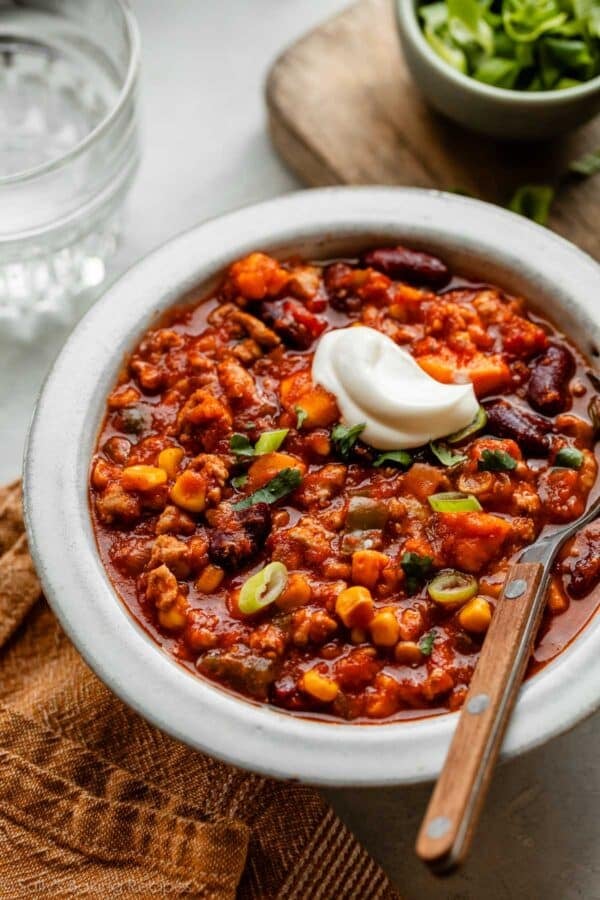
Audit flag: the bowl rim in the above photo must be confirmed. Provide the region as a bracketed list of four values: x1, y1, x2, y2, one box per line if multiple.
[23, 186, 600, 786]
[396, 0, 600, 105]
[0, 0, 140, 187]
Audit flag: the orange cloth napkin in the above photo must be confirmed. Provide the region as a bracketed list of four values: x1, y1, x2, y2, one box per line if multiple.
[0, 482, 399, 898]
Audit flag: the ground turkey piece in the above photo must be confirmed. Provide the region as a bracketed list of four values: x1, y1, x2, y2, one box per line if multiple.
[198, 646, 281, 699]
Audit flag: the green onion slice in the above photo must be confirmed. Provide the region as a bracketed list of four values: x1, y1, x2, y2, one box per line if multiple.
[447, 407, 487, 444]
[239, 562, 288, 615]
[509, 185, 555, 226]
[254, 429, 289, 455]
[427, 569, 479, 606]
[428, 491, 483, 513]
[554, 446, 584, 470]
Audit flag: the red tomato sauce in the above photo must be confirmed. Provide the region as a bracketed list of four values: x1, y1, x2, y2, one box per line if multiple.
[90, 247, 600, 721]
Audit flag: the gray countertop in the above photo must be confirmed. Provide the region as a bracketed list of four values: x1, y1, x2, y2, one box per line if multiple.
[1, 2, 597, 896]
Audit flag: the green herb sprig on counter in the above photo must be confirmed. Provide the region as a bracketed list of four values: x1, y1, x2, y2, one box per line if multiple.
[419, 1, 600, 92]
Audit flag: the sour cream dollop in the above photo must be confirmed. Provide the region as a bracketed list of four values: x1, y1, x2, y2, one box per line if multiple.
[312, 326, 479, 450]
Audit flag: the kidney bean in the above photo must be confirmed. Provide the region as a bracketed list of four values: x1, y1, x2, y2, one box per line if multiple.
[362, 245, 451, 288]
[102, 435, 132, 465]
[208, 502, 271, 570]
[323, 263, 363, 313]
[527, 343, 575, 415]
[563, 522, 600, 598]
[261, 298, 327, 349]
[484, 399, 553, 457]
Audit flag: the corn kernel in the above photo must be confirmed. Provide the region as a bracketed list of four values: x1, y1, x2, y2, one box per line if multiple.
[369, 610, 400, 647]
[121, 464, 167, 492]
[547, 578, 569, 615]
[157, 596, 188, 631]
[301, 669, 339, 703]
[352, 549, 389, 590]
[394, 641, 423, 666]
[170, 470, 206, 512]
[364, 674, 399, 719]
[350, 627, 367, 644]
[158, 447, 184, 479]
[458, 597, 492, 634]
[196, 564, 224, 593]
[335, 585, 374, 628]
[276, 572, 312, 610]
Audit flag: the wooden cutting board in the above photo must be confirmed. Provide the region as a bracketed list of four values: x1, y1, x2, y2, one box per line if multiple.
[266, 0, 600, 262]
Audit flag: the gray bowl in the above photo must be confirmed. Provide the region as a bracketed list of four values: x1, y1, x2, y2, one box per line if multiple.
[395, 0, 600, 140]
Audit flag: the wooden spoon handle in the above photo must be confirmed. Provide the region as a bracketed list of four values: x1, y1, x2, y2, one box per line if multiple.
[416, 561, 545, 873]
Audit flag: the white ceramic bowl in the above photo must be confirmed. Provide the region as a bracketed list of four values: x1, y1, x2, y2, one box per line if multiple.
[24, 187, 600, 786]
[396, 0, 600, 140]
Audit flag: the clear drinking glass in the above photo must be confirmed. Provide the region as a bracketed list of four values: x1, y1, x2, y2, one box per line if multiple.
[0, 0, 140, 339]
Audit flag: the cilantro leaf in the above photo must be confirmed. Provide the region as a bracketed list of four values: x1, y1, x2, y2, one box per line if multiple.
[374, 450, 412, 468]
[430, 441, 467, 468]
[419, 631, 436, 657]
[295, 406, 308, 429]
[232, 468, 302, 510]
[230, 433, 255, 457]
[478, 448, 518, 472]
[331, 423, 366, 459]
[401, 552, 434, 594]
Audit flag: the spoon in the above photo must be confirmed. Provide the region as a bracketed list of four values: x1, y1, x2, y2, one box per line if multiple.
[416, 492, 600, 874]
